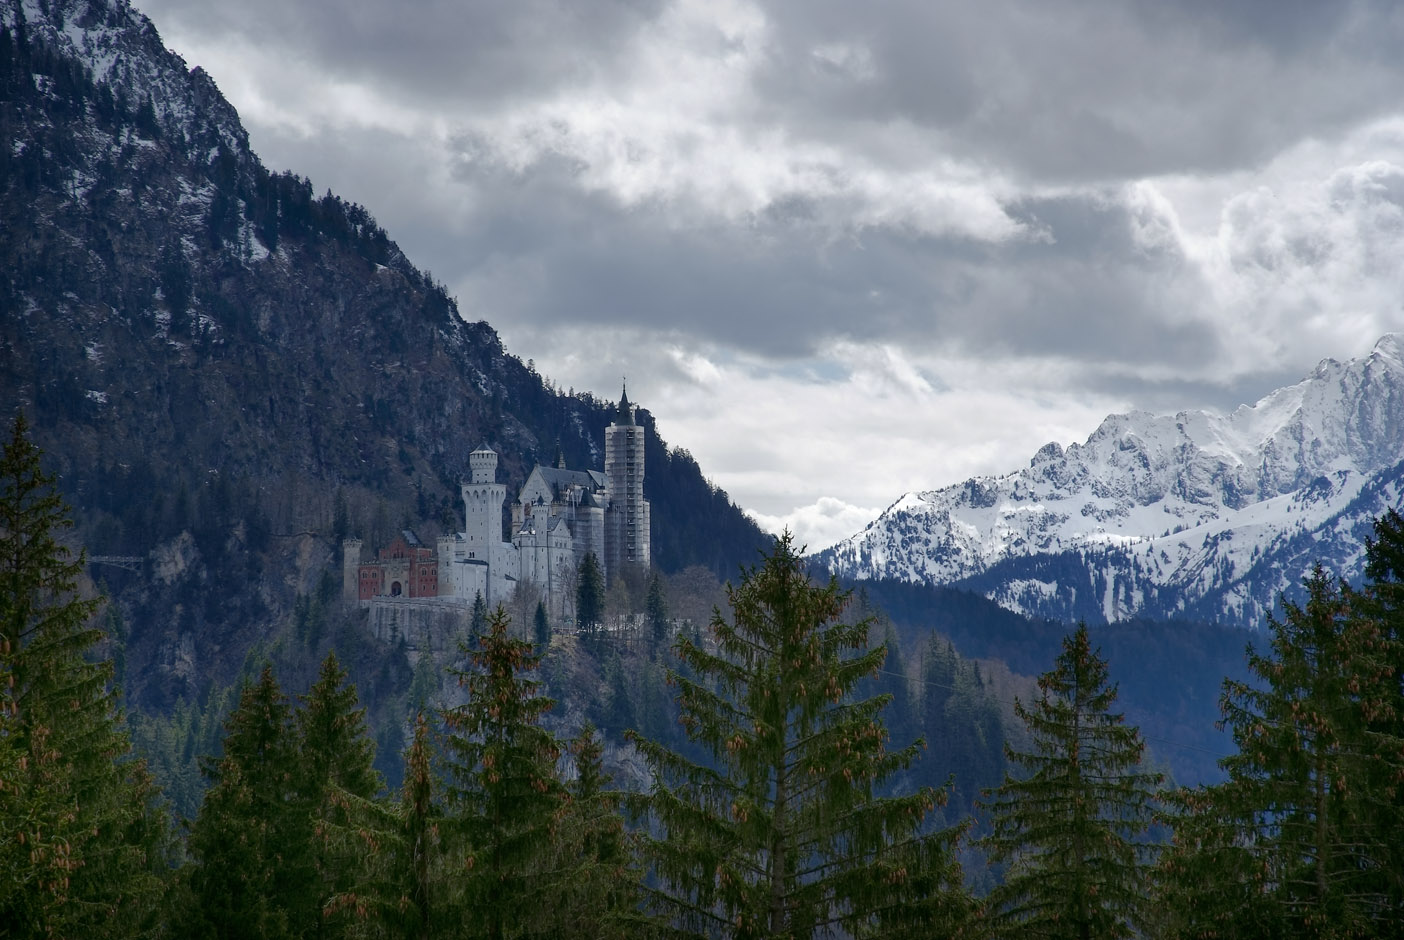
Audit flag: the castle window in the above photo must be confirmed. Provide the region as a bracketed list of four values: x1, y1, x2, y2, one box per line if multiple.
[391, 581, 402, 597]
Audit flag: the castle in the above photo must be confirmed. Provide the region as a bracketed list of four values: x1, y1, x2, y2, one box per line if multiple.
[342, 387, 650, 628]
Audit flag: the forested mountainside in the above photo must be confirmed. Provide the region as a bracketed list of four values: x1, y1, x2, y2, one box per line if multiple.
[0, 0, 767, 710]
[842, 578, 1250, 786]
[820, 335, 1404, 628]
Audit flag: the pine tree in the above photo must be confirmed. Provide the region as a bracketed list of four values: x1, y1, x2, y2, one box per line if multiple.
[539, 722, 641, 938]
[325, 712, 446, 940]
[979, 623, 1163, 940]
[871, 619, 916, 759]
[533, 599, 550, 650]
[297, 651, 383, 938]
[185, 665, 306, 940]
[0, 415, 169, 937]
[1351, 509, 1404, 914]
[1159, 565, 1403, 938]
[630, 532, 970, 939]
[576, 553, 604, 639]
[443, 606, 564, 939]
[471, 590, 488, 636]
[646, 570, 669, 645]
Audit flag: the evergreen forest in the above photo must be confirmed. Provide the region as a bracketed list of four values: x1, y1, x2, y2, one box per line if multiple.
[5, 415, 1404, 939]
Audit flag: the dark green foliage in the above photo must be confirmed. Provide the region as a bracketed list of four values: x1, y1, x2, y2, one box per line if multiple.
[857, 577, 1251, 787]
[470, 591, 488, 636]
[631, 533, 970, 938]
[919, 634, 1005, 815]
[533, 599, 550, 650]
[443, 606, 564, 939]
[596, 652, 636, 734]
[868, 619, 915, 761]
[646, 570, 669, 645]
[541, 723, 642, 938]
[576, 552, 604, 638]
[184, 666, 308, 939]
[1353, 508, 1404, 914]
[180, 653, 383, 938]
[400, 715, 442, 940]
[407, 649, 440, 714]
[298, 652, 384, 936]
[325, 712, 445, 939]
[1159, 559, 1404, 939]
[979, 624, 1163, 939]
[0, 415, 170, 937]
[127, 683, 238, 821]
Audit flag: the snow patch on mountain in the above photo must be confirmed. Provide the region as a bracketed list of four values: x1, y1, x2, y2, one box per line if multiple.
[9, 0, 250, 160]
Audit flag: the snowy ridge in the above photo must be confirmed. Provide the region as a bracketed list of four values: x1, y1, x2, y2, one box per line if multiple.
[818, 334, 1404, 628]
[7, 0, 251, 162]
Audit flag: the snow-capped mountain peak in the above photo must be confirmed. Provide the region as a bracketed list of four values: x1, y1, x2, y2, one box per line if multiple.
[818, 334, 1404, 628]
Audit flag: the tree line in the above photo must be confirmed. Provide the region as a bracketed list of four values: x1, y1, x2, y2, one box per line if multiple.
[4, 415, 1403, 938]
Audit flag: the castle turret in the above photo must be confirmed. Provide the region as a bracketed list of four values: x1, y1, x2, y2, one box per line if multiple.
[463, 446, 507, 565]
[605, 383, 649, 580]
[469, 446, 499, 485]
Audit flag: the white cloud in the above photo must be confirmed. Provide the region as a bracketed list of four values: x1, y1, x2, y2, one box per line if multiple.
[747, 496, 879, 552]
[1138, 118, 1404, 376]
[505, 325, 1120, 543]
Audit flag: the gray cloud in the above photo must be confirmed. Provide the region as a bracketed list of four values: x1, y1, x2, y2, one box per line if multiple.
[138, 0, 664, 106]
[438, 159, 1220, 381]
[144, 0, 1404, 184]
[751, 0, 1404, 181]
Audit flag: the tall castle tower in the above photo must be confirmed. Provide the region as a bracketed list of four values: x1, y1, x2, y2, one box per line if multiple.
[605, 384, 650, 580]
[463, 446, 506, 561]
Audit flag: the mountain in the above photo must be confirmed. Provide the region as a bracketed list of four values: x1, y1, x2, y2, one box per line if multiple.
[0, 0, 767, 710]
[819, 335, 1404, 628]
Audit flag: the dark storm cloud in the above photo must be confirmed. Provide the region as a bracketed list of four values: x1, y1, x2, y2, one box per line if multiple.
[750, 0, 1404, 181]
[440, 156, 1218, 384]
[138, 0, 664, 106]
[143, 0, 1404, 184]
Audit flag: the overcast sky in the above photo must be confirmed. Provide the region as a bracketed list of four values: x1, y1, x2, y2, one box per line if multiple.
[136, 0, 1404, 550]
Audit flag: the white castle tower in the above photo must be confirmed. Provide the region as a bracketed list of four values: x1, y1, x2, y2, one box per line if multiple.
[464, 446, 505, 554]
[605, 383, 650, 580]
[434, 444, 515, 605]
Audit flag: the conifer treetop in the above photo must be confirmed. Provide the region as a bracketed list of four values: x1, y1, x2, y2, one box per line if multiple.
[632, 531, 970, 939]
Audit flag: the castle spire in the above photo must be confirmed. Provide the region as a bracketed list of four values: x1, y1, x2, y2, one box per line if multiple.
[616, 380, 635, 426]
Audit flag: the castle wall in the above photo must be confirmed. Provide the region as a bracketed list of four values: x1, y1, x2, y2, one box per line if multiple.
[488, 541, 519, 604]
[368, 596, 471, 653]
[353, 535, 437, 600]
[572, 506, 606, 574]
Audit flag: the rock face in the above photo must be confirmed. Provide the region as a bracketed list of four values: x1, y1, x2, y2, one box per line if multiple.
[818, 335, 1404, 628]
[1, 0, 767, 707]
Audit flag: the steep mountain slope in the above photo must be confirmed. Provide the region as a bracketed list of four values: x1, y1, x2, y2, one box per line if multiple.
[819, 335, 1404, 628]
[0, 0, 767, 708]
